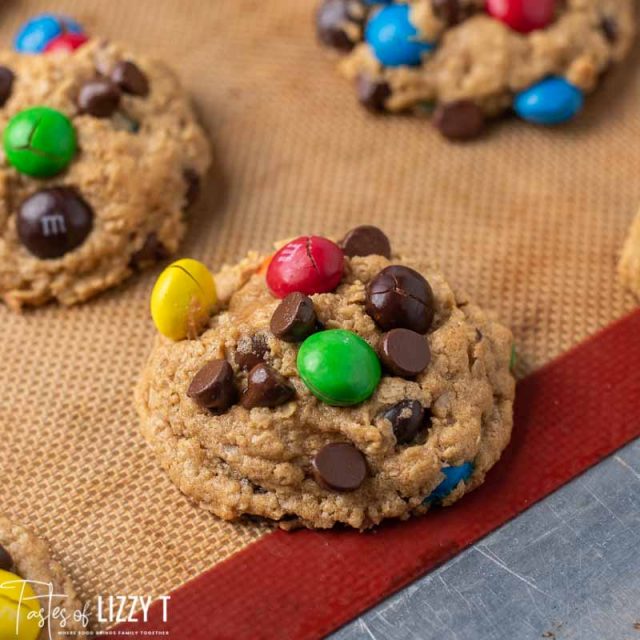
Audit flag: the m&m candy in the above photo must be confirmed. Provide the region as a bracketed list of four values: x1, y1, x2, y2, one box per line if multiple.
[14, 14, 85, 54]
[486, 0, 556, 34]
[365, 4, 435, 67]
[44, 32, 89, 53]
[514, 77, 584, 125]
[266, 236, 344, 299]
[0, 569, 41, 640]
[297, 329, 381, 406]
[3, 107, 77, 178]
[424, 462, 474, 503]
[151, 259, 217, 340]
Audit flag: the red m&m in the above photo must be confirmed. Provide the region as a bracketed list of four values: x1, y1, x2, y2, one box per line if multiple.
[44, 33, 89, 53]
[266, 236, 344, 298]
[486, 0, 556, 34]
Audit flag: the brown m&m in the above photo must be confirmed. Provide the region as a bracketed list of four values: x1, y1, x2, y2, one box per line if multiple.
[17, 187, 94, 259]
[270, 292, 318, 343]
[380, 328, 431, 377]
[241, 364, 295, 409]
[365, 265, 435, 334]
[339, 225, 391, 258]
[188, 360, 237, 411]
[312, 442, 367, 491]
[379, 400, 428, 444]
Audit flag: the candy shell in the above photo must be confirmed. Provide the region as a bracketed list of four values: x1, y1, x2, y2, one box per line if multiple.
[297, 329, 381, 406]
[14, 14, 84, 54]
[514, 77, 584, 125]
[44, 32, 89, 53]
[425, 462, 474, 503]
[365, 4, 434, 67]
[150, 259, 217, 341]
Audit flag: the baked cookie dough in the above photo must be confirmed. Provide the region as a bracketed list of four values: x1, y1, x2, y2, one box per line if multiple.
[316, 0, 635, 139]
[0, 36, 210, 309]
[0, 515, 86, 638]
[619, 206, 640, 297]
[137, 226, 515, 530]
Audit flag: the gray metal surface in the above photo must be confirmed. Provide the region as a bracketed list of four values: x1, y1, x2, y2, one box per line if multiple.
[332, 438, 640, 640]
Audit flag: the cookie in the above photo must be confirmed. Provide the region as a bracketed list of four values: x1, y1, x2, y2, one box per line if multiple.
[0, 515, 86, 638]
[136, 227, 515, 530]
[0, 35, 210, 309]
[619, 205, 640, 297]
[316, 0, 635, 139]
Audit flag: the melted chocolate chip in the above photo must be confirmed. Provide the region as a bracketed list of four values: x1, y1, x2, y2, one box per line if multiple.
[270, 292, 318, 342]
[380, 328, 431, 377]
[235, 334, 269, 371]
[187, 360, 237, 411]
[379, 400, 429, 444]
[312, 442, 367, 491]
[0, 66, 15, 107]
[77, 78, 121, 118]
[601, 16, 618, 43]
[241, 364, 295, 409]
[129, 232, 169, 270]
[183, 168, 201, 208]
[433, 100, 485, 141]
[111, 61, 149, 96]
[356, 75, 391, 112]
[365, 265, 435, 334]
[339, 225, 391, 258]
[0, 544, 13, 571]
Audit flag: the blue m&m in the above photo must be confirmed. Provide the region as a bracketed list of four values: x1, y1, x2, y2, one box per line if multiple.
[365, 4, 435, 67]
[14, 14, 84, 54]
[424, 462, 474, 504]
[513, 77, 584, 125]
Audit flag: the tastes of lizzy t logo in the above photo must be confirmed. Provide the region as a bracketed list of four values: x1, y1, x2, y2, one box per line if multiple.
[1, 577, 170, 638]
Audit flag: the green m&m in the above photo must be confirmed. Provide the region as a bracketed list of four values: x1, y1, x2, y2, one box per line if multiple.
[4, 106, 76, 177]
[297, 329, 381, 406]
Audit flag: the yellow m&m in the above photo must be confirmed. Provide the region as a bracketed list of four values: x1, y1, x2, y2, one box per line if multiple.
[0, 569, 41, 640]
[150, 259, 217, 341]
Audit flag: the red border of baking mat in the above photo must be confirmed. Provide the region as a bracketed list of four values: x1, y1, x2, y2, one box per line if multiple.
[116, 308, 640, 640]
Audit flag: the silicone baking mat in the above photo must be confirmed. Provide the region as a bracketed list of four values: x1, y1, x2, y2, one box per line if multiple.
[0, 0, 638, 634]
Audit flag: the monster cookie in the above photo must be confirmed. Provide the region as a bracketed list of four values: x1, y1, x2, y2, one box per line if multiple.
[619, 206, 640, 298]
[0, 515, 86, 638]
[316, 0, 635, 139]
[0, 18, 210, 309]
[137, 226, 515, 530]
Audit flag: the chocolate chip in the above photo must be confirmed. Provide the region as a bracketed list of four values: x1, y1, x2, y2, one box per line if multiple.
[235, 334, 269, 371]
[241, 364, 295, 409]
[356, 75, 391, 112]
[379, 400, 428, 444]
[601, 16, 618, 43]
[380, 328, 431, 377]
[270, 292, 318, 342]
[77, 78, 121, 118]
[187, 359, 237, 411]
[129, 232, 169, 270]
[0, 544, 13, 571]
[432, 101, 485, 141]
[339, 225, 391, 259]
[312, 442, 367, 491]
[366, 265, 435, 334]
[111, 61, 149, 96]
[17, 187, 94, 259]
[431, 0, 474, 25]
[0, 66, 15, 107]
[316, 0, 362, 51]
[183, 168, 201, 207]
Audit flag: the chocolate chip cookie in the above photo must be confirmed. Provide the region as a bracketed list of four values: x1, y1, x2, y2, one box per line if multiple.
[0, 515, 86, 638]
[137, 227, 515, 530]
[317, 0, 635, 139]
[0, 39, 210, 309]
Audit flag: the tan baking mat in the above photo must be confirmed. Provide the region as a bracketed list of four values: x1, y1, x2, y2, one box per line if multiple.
[0, 0, 638, 625]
